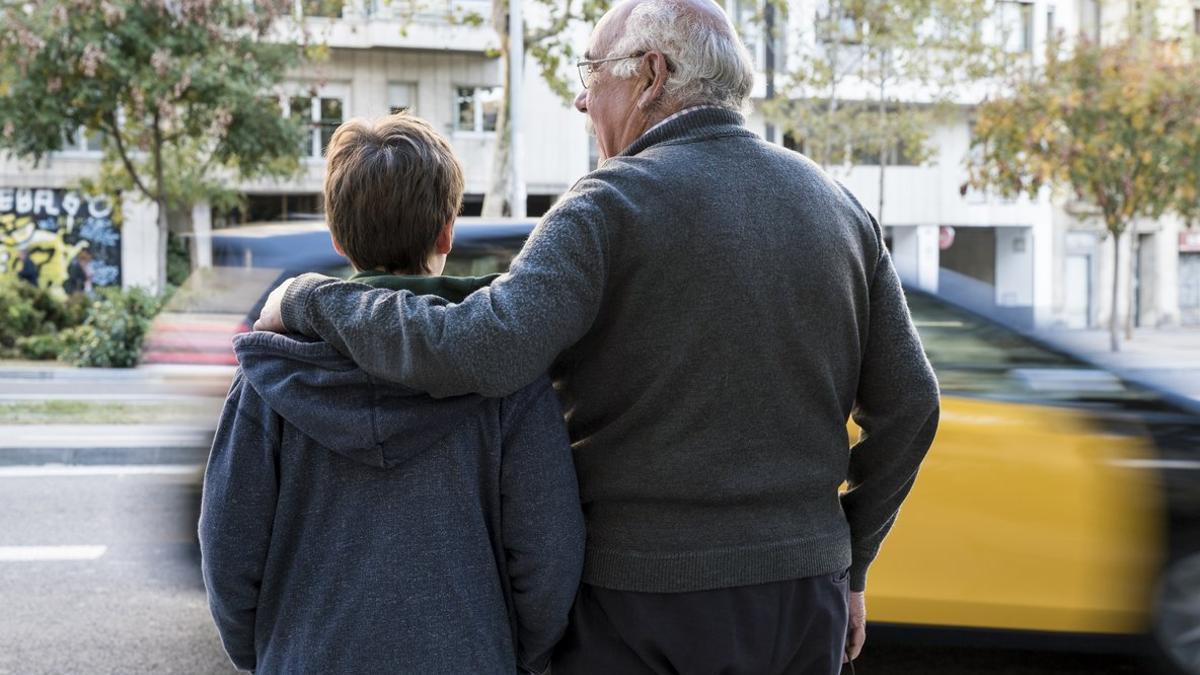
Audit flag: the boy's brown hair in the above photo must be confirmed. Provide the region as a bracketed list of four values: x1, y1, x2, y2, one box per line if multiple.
[324, 112, 464, 274]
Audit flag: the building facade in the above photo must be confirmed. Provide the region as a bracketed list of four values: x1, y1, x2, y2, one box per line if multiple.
[740, 0, 1200, 329]
[2, 0, 1197, 325]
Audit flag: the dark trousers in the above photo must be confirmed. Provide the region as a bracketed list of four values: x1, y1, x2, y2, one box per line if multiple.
[553, 572, 850, 675]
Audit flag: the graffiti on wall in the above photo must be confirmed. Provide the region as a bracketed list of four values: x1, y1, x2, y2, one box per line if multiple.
[0, 188, 120, 296]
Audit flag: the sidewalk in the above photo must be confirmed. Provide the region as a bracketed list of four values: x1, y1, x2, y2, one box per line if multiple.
[0, 425, 214, 466]
[0, 362, 229, 465]
[1036, 326, 1200, 402]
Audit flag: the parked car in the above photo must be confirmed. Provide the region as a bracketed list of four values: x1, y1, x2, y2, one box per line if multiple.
[160, 218, 1200, 673]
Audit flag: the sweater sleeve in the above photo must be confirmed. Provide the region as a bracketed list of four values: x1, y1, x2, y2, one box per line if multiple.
[279, 197, 609, 398]
[198, 371, 280, 672]
[842, 237, 941, 593]
[499, 377, 586, 674]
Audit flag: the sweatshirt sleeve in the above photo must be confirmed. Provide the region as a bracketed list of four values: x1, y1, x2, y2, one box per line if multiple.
[842, 232, 941, 593]
[499, 377, 586, 673]
[279, 196, 610, 399]
[198, 371, 280, 672]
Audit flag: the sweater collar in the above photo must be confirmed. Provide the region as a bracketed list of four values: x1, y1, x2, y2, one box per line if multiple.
[348, 270, 499, 304]
[617, 106, 752, 159]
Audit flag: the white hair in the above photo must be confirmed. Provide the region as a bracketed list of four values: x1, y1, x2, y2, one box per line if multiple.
[606, 0, 755, 112]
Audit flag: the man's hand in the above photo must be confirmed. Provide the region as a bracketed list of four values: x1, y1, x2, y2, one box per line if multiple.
[844, 590, 866, 663]
[253, 277, 296, 333]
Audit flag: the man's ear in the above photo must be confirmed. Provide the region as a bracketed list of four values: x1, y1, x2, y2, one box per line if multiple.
[435, 219, 454, 255]
[636, 51, 670, 111]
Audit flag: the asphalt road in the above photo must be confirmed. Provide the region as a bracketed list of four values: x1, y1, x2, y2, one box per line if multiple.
[0, 465, 1164, 675]
[0, 466, 230, 675]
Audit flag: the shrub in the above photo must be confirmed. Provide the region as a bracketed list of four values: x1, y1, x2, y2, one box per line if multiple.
[15, 333, 64, 361]
[0, 278, 52, 357]
[0, 277, 102, 360]
[59, 287, 164, 368]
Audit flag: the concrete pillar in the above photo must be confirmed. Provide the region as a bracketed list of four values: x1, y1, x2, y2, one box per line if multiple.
[1152, 216, 1181, 327]
[191, 201, 212, 269]
[120, 193, 160, 293]
[891, 224, 940, 292]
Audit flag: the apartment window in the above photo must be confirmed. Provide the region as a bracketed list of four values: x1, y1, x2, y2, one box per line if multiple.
[286, 94, 344, 158]
[727, 0, 785, 72]
[455, 86, 500, 133]
[388, 82, 416, 115]
[1047, 5, 1056, 39]
[730, 0, 761, 68]
[997, 1, 1035, 53]
[58, 127, 103, 155]
[1079, 0, 1101, 41]
[816, 1, 865, 44]
[1193, 7, 1199, 35]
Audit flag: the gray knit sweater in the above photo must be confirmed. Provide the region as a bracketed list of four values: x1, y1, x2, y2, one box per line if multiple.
[281, 107, 940, 594]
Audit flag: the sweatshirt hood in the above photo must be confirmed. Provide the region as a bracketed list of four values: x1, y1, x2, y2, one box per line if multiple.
[231, 273, 498, 469]
[233, 331, 485, 469]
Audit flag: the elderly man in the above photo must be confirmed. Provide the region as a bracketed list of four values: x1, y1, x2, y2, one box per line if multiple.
[255, 0, 939, 672]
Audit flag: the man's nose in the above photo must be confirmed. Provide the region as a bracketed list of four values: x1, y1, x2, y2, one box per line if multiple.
[574, 89, 588, 113]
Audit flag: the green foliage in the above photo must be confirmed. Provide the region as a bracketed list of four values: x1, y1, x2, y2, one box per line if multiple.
[763, 0, 998, 172]
[15, 332, 63, 361]
[0, 0, 309, 290]
[0, 277, 87, 358]
[59, 287, 165, 368]
[0, 278, 52, 356]
[968, 39, 1200, 235]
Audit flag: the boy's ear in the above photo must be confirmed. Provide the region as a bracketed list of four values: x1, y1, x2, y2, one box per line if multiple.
[435, 219, 454, 256]
[331, 238, 346, 258]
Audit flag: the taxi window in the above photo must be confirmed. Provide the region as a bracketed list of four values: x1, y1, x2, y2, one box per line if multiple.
[904, 292, 1135, 400]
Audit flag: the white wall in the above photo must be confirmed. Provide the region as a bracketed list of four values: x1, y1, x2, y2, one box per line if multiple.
[120, 194, 160, 293]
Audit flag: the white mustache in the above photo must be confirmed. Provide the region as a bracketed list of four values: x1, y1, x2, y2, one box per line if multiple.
[585, 118, 596, 137]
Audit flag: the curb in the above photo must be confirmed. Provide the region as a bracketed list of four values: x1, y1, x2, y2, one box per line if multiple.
[0, 446, 210, 467]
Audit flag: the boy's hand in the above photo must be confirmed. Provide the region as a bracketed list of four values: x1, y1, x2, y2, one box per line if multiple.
[254, 277, 296, 333]
[844, 590, 866, 663]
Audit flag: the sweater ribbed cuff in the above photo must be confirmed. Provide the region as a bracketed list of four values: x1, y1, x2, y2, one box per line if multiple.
[849, 548, 875, 593]
[280, 273, 336, 336]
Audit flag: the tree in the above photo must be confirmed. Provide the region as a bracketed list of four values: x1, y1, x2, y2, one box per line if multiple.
[0, 0, 309, 292]
[762, 0, 996, 226]
[967, 36, 1200, 351]
[481, 0, 612, 218]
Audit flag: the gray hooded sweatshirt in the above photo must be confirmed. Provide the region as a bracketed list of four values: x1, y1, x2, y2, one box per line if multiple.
[199, 294, 584, 674]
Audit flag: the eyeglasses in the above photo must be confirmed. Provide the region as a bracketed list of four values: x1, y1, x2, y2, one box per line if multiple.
[576, 52, 647, 90]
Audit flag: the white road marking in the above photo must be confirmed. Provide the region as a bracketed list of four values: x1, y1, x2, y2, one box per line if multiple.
[1108, 459, 1200, 471]
[0, 546, 107, 561]
[0, 465, 201, 478]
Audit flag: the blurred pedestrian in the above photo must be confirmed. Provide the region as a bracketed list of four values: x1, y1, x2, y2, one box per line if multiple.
[63, 248, 93, 295]
[255, 0, 940, 673]
[16, 248, 38, 286]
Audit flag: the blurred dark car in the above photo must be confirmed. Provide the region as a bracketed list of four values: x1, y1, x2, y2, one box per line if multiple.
[141, 219, 534, 366]
[155, 219, 1200, 673]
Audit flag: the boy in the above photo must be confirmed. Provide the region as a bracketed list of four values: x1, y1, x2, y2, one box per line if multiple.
[199, 113, 584, 674]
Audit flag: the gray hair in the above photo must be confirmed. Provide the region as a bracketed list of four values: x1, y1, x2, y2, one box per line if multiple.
[606, 0, 755, 112]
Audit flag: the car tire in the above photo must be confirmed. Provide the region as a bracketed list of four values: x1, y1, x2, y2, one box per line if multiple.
[1154, 550, 1200, 675]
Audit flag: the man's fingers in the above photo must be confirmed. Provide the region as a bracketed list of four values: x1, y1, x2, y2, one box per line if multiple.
[253, 277, 295, 333]
[845, 622, 866, 661]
